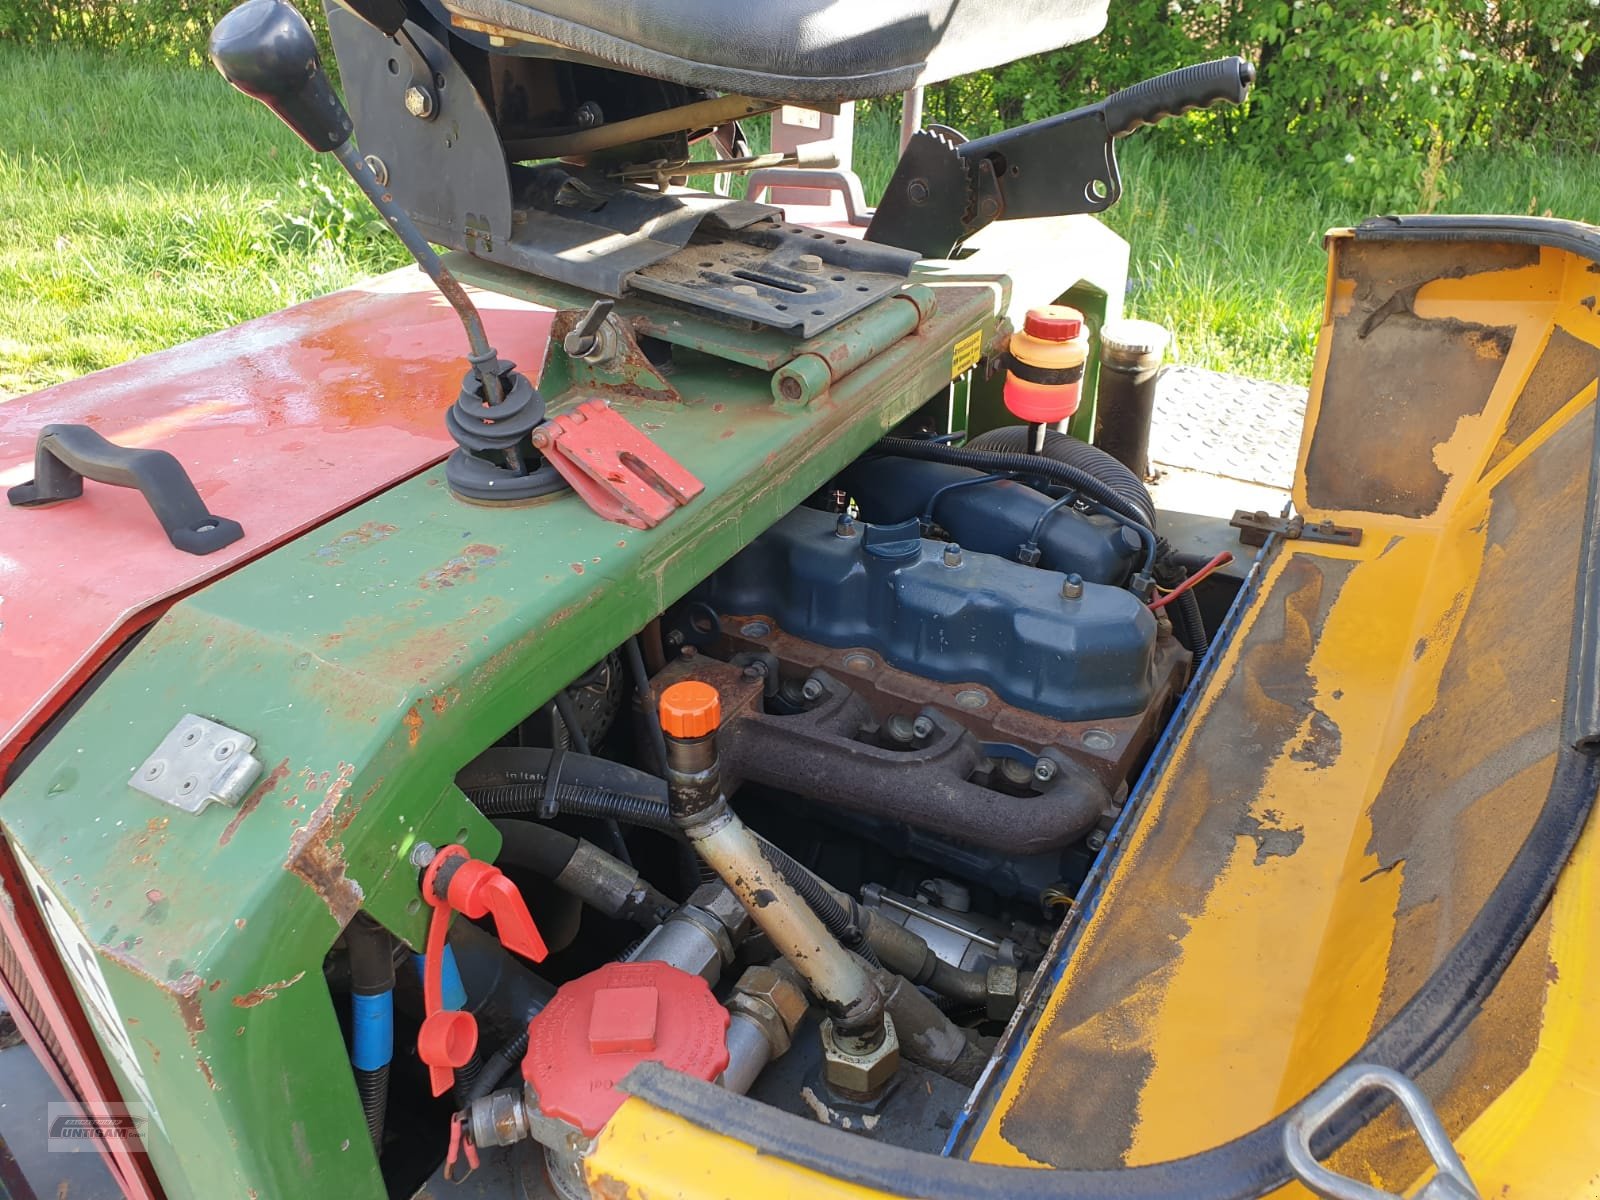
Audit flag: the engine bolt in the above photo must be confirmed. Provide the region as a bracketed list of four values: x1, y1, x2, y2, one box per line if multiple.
[1060, 573, 1084, 600]
[404, 85, 436, 119]
[801, 677, 825, 702]
[1033, 758, 1058, 783]
[410, 841, 437, 869]
[911, 714, 935, 740]
[1086, 830, 1107, 852]
[942, 543, 963, 568]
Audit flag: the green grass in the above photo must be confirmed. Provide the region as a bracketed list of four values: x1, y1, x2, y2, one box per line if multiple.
[5, 42, 1600, 398]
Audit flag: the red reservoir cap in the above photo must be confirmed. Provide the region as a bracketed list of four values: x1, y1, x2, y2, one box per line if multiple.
[523, 961, 730, 1135]
[1022, 304, 1084, 341]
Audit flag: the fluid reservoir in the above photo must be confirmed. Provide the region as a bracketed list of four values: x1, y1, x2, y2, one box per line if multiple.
[1003, 305, 1089, 447]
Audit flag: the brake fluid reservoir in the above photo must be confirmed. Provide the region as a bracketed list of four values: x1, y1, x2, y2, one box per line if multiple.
[1003, 305, 1089, 434]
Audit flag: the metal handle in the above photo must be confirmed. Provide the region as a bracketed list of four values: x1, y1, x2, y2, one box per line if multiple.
[1101, 57, 1255, 138]
[6, 424, 244, 555]
[1283, 1064, 1479, 1200]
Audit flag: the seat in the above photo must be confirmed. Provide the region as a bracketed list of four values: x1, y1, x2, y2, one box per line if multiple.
[434, 0, 1109, 102]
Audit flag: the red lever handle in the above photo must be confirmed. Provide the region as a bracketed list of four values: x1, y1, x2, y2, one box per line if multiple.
[415, 845, 546, 1097]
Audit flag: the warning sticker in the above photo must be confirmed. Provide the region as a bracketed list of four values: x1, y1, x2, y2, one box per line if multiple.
[951, 328, 984, 379]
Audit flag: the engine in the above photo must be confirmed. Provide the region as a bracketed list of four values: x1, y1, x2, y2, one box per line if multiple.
[372, 434, 1207, 1192]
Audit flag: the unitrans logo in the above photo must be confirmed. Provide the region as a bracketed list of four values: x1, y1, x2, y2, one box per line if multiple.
[46, 1103, 149, 1152]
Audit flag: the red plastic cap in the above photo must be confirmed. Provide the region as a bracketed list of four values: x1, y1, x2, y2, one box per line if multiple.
[524, 961, 731, 1136]
[1023, 304, 1084, 341]
[659, 680, 721, 739]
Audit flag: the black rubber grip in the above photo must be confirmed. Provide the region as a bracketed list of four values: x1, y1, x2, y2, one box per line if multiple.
[210, 0, 353, 153]
[1101, 57, 1255, 138]
[6, 423, 244, 555]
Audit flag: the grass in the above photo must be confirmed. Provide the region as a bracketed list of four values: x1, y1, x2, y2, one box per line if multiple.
[5, 42, 1600, 397]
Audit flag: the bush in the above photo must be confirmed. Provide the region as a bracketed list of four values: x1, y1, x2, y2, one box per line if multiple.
[0, 0, 332, 67]
[973, 1, 1600, 209]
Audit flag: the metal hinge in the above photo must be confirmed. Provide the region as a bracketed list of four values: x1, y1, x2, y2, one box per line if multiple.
[130, 714, 263, 814]
[1283, 1064, 1479, 1200]
[1231, 509, 1364, 548]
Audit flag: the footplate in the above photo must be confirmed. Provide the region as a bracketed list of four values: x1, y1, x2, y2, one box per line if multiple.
[532, 400, 704, 530]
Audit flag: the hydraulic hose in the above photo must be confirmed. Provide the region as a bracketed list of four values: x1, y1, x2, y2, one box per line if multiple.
[346, 914, 394, 1151]
[966, 425, 1157, 528]
[754, 838, 882, 969]
[460, 747, 677, 832]
[491, 818, 675, 927]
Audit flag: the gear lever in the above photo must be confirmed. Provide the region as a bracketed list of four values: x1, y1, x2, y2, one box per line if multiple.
[209, 0, 566, 502]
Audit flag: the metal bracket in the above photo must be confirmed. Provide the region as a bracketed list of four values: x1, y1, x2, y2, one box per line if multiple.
[1284, 1064, 1479, 1200]
[129, 715, 263, 814]
[1231, 509, 1364, 548]
[530, 400, 703, 530]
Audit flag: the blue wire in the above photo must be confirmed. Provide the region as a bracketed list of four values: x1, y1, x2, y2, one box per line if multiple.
[921, 473, 1007, 527]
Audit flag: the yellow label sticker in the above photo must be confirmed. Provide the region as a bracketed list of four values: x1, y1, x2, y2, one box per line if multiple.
[951, 328, 984, 379]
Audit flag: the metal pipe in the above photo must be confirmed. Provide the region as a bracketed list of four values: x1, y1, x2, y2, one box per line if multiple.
[900, 87, 924, 152]
[722, 1013, 776, 1095]
[504, 93, 779, 160]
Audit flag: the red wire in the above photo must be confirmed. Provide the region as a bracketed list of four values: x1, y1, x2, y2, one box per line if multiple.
[1148, 551, 1233, 611]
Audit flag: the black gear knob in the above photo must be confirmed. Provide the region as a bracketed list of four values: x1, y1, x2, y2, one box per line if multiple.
[209, 0, 353, 152]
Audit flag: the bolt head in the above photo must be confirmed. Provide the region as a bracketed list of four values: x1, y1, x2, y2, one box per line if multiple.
[942, 543, 963, 567]
[404, 86, 435, 119]
[795, 253, 824, 274]
[1033, 757, 1058, 783]
[906, 179, 930, 205]
[410, 841, 438, 869]
[1086, 830, 1106, 852]
[801, 677, 825, 702]
[911, 714, 935, 740]
[1017, 543, 1042, 566]
[1060, 573, 1084, 600]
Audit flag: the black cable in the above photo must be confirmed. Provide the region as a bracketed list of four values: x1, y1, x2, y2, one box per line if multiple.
[625, 635, 670, 775]
[553, 687, 632, 867]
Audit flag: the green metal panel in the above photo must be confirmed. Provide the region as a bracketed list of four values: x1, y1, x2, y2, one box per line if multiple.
[0, 279, 1004, 1199]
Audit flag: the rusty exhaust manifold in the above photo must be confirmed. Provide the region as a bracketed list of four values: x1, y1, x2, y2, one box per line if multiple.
[713, 672, 1110, 855]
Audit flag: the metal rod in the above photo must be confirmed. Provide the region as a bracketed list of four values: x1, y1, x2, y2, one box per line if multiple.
[505, 93, 781, 160]
[331, 140, 504, 407]
[900, 86, 924, 152]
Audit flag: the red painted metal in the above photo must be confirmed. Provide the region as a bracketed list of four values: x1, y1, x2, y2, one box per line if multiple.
[532, 399, 704, 529]
[0, 839, 162, 1200]
[0, 272, 554, 774]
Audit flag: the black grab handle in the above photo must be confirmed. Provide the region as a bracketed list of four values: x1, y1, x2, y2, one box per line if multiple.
[1101, 57, 1255, 138]
[7, 424, 244, 555]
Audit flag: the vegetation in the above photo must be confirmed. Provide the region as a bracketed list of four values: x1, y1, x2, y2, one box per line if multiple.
[3, 4, 1600, 395]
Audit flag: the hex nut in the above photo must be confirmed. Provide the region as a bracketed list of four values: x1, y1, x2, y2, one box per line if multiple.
[733, 963, 808, 1055]
[688, 881, 753, 943]
[403, 85, 435, 119]
[820, 1016, 900, 1099]
[985, 964, 1020, 1021]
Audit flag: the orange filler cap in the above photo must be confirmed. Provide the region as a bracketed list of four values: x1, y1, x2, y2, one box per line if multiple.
[659, 680, 722, 738]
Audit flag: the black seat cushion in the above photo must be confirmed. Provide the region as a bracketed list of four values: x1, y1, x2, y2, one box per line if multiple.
[437, 0, 1109, 101]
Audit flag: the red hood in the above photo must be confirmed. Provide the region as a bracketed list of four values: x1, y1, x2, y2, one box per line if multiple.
[0, 270, 553, 773]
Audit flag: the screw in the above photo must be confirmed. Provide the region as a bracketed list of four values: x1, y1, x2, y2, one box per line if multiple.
[911, 714, 935, 739]
[907, 178, 930, 205]
[404, 86, 435, 119]
[411, 841, 438, 869]
[801, 677, 825, 702]
[177, 777, 198, 796]
[795, 253, 824, 274]
[942, 543, 963, 568]
[213, 741, 235, 761]
[835, 513, 857, 537]
[743, 662, 769, 681]
[182, 727, 202, 746]
[364, 155, 389, 186]
[142, 762, 165, 781]
[1061, 573, 1084, 600]
[1033, 757, 1058, 783]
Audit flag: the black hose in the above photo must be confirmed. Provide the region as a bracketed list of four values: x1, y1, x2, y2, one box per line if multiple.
[492, 818, 675, 927]
[469, 780, 676, 830]
[460, 748, 678, 831]
[753, 837, 882, 969]
[964, 427, 1157, 529]
[554, 688, 632, 866]
[625, 635, 670, 775]
[345, 915, 393, 1151]
[465, 1027, 529, 1105]
[1172, 585, 1210, 659]
[491, 818, 579, 878]
[452, 1052, 483, 1108]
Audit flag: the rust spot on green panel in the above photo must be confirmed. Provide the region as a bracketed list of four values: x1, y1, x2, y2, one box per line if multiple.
[219, 758, 290, 847]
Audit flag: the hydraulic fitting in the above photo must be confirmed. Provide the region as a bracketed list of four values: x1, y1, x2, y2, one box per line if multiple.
[820, 1015, 900, 1101]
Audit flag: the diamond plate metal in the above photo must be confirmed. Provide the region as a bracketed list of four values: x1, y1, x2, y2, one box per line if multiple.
[1147, 365, 1308, 490]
